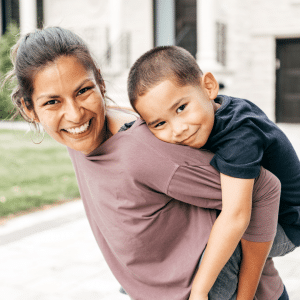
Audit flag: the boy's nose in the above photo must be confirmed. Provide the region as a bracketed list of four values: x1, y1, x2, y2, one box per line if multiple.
[172, 122, 188, 137]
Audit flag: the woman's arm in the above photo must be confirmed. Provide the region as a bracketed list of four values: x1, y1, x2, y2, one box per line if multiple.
[236, 239, 273, 300]
[189, 174, 254, 300]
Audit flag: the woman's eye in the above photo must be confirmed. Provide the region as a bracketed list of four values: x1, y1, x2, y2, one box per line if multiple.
[45, 99, 58, 106]
[177, 104, 186, 113]
[154, 121, 166, 128]
[78, 86, 92, 96]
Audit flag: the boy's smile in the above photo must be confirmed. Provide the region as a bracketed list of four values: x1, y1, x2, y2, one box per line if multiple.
[135, 78, 219, 148]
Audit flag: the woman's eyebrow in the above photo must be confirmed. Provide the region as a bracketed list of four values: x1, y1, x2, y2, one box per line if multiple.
[35, 78, 94, 102]
[36, 94, 59, 102]
[74, 78, 94, 92]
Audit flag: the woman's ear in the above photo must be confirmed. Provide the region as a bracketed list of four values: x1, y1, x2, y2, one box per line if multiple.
[21, 98, 39, 122]
[201, 72, 219, 100]
[97, 69, 106, 97]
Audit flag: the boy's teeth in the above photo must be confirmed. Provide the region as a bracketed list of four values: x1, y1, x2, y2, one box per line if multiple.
[66, 121, 90, 134]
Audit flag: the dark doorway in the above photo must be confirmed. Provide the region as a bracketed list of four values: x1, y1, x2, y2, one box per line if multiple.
[276, 39, 300, 123]
[175, 0, 197, 57]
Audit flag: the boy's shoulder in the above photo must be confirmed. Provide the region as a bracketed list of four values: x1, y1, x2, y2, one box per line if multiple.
[216, 95, 263, 113]
[215, 95, 273, 128]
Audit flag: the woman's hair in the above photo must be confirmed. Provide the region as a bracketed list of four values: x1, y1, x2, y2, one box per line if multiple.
[5, 26, 106, 121]
[127, 45, 203, 112]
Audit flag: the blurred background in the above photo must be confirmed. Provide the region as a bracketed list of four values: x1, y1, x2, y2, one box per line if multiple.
[1, 0, 300, 120]
[0, 0, 300, 299]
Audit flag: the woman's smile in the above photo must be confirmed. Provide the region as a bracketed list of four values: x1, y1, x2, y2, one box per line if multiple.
[63, 119, 92, 135]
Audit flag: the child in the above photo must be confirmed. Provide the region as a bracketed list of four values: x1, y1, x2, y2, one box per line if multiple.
[127, 46, 299, 299]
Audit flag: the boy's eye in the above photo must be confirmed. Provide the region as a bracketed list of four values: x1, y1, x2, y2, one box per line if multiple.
[78, 86, 93, 96]
[154, 121, 166, 128]
[176, 104, 186, 113]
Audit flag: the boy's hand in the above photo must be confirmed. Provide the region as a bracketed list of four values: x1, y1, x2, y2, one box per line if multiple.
[188, 289, 208, 300]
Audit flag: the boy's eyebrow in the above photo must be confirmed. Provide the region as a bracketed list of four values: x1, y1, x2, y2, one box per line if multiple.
[169, 98, 185, 111]
[147, 97, 187, 127]
[147, 118, 161, 127]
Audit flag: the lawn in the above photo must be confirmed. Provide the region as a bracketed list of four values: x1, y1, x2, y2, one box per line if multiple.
[0, 129, 80, 218]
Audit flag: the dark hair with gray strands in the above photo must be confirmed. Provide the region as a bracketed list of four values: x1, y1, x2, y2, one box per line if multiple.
[4, 26, 106, 121]
[127, 45, 203, 112]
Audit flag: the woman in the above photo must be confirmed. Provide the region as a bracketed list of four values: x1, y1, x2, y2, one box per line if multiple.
[6, 27, 290, 300]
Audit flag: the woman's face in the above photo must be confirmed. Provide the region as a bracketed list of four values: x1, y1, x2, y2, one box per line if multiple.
[27, 55, 106, 154]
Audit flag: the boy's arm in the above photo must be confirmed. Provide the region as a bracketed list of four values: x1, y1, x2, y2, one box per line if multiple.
[236, 239, 273, 300]
[189, 174, 254, 300]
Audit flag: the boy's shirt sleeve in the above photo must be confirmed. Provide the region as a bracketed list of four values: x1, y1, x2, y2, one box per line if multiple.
[209, 123, 265, 179]
[206, 96, 275, 179]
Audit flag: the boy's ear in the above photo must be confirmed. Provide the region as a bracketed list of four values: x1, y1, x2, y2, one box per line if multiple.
[21, 98, 39, 122]
[201, 72, 219, 100]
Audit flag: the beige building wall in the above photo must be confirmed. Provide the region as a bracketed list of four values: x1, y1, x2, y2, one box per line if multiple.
[213, 0, 300, 121]
[43, 0, 153, 73]
[40, 0, 300, 118]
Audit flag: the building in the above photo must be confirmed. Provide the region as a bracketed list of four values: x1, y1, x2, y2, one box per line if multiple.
[1, 0, 300, 122]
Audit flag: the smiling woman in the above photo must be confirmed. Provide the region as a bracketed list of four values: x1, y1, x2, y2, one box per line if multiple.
[24, 56, 107, 154]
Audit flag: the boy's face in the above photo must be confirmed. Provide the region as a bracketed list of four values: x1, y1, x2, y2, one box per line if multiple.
[135, 75, 219, 148]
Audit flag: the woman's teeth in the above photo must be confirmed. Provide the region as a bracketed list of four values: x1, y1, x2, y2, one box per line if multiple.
[66, 120, 90, 134]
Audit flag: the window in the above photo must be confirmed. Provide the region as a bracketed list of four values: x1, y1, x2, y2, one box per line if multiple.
[216, 22, 227, 66]
[1, 0, 20, 34]
[1, 0, 43, 35]
[37, 0, 43, 29]
[175, 0, 197, 57]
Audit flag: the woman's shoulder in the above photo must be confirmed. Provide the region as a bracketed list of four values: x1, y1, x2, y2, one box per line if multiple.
[117, 118, 215, 169]
[106, 106, 138, 135]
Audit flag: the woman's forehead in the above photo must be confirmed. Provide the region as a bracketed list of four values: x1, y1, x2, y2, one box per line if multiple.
[32, 56, 94, 98]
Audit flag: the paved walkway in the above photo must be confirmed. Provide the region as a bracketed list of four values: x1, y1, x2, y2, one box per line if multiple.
[0, 201, 129, 300]
[1, 122, 300, 299]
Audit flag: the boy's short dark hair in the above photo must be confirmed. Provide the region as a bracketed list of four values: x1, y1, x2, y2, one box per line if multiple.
[128, 45, 203, 110]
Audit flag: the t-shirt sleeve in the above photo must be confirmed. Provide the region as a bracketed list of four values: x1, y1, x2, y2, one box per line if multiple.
[242, 168, 280, 242]
[168, 164, 280, 243]
[210, 124, 264, 179]
[167, 165, 223, 209]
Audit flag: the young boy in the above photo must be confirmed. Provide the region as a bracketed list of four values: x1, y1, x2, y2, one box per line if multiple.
[127, 46, 299, 299]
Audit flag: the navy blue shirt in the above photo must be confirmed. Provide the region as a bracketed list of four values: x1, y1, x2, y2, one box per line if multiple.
[204, 95, 300, 245]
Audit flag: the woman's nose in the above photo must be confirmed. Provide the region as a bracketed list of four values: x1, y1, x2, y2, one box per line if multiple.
[64, 99, 83, 123]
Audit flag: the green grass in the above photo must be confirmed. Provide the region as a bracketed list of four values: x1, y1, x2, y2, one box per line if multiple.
[0, 129, 80, 218]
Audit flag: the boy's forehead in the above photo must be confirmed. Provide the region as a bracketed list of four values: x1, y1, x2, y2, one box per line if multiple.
[135, 80, 202, 121]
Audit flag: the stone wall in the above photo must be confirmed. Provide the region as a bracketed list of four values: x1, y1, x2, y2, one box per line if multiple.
[214, 0, 300, 121]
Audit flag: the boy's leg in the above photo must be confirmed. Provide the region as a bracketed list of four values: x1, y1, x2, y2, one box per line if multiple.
[200, 243, 241, 300]
[278, 286, 289, 300]
[206, 224, 295, 300]
[268, 223, 296, 257]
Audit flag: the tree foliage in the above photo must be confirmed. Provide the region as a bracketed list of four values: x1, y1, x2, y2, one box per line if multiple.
[0, 23, 19, 120]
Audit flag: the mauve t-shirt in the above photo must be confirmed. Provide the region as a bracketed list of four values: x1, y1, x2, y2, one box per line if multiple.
[68, 118, 282, 300]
